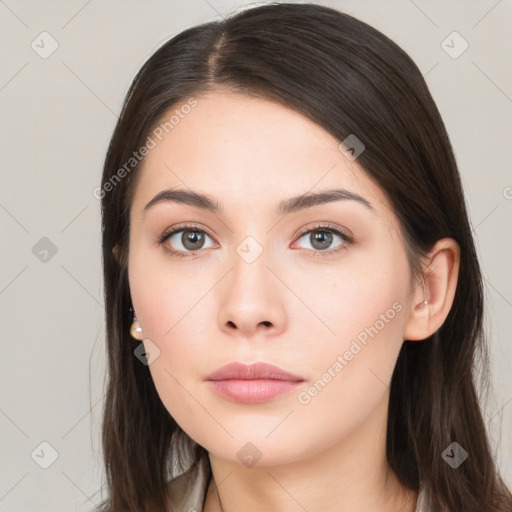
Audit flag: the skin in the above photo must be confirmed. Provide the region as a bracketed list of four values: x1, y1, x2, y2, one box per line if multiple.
[124, 90, 460, 512]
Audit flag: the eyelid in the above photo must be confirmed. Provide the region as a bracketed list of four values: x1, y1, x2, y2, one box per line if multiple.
[159, 222, 216, 241]
[294, 222, 354, 242]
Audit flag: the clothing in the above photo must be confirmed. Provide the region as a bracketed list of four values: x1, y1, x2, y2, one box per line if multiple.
[166, 457, 430, 511]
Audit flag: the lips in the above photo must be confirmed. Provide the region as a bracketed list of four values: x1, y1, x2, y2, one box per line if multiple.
[205, 362, 304, 382]
[205, 362, 305, 403]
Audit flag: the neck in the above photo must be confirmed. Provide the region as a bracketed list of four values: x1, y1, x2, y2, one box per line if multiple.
[202, 395, 418, 512]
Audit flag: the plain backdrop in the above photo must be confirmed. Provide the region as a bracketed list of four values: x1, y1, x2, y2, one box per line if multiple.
[1, 1, 511, 510]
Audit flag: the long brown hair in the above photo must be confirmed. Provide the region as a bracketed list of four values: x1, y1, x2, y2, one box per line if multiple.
[96, 3, 512, 511]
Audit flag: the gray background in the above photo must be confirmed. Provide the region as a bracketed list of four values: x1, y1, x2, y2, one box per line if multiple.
[1, 0, 511, 510]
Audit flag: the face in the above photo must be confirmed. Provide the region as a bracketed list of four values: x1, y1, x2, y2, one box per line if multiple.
[127, 90, 416, 466]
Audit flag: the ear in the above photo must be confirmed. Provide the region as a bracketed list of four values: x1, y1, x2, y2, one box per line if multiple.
[403, 238, 460, 341]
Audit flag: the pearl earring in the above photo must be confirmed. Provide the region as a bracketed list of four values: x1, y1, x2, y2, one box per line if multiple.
[129, 307, 143, 340]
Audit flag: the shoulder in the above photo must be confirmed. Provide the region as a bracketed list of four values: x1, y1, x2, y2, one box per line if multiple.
[167, 461, 429, 511]
[166, 457, 210, 512]
[414, 483, 429, 512]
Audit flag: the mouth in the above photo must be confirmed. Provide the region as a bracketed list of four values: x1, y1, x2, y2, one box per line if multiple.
[205, 362, 305, 403]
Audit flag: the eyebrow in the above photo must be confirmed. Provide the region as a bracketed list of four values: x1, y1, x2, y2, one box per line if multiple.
[143, 187, 376, 216]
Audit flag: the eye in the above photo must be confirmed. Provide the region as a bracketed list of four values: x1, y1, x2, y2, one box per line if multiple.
[158, 222, 353, 259]
[293, 224, 353, 256]
[158, 223, 216, 257]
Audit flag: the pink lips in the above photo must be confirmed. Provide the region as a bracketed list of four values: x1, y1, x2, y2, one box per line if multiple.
[205, 362, 304, 403]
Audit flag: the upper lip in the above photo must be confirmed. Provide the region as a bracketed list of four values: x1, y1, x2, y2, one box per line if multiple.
[205, 362, 304, 381]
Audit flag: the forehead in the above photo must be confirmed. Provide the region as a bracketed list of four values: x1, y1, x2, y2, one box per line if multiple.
[130, 90, 391, 218]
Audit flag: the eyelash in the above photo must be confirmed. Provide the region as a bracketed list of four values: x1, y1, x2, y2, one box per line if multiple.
[157, 222, 354, 259]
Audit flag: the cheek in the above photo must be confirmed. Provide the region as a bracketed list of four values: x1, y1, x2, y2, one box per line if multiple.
[292, 250, 409, 360]
[127, 242, 210, 407]
[136, 299, 212, 439]
[131, 274, 212, 383]
[294, 245, 410, 408]
[128, 237, 210, 340]
[128, 250, 215, 404]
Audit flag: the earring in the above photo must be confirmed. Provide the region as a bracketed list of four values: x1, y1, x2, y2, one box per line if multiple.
[129, 307, 143, 340]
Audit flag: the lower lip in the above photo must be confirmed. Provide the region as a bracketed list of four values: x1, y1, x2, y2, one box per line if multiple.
[207, 379, 303, 403]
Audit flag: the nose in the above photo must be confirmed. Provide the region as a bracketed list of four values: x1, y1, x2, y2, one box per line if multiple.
[217, 248, 287, 339]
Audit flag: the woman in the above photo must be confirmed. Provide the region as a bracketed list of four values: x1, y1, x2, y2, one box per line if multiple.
[96, 3, 512, 511]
